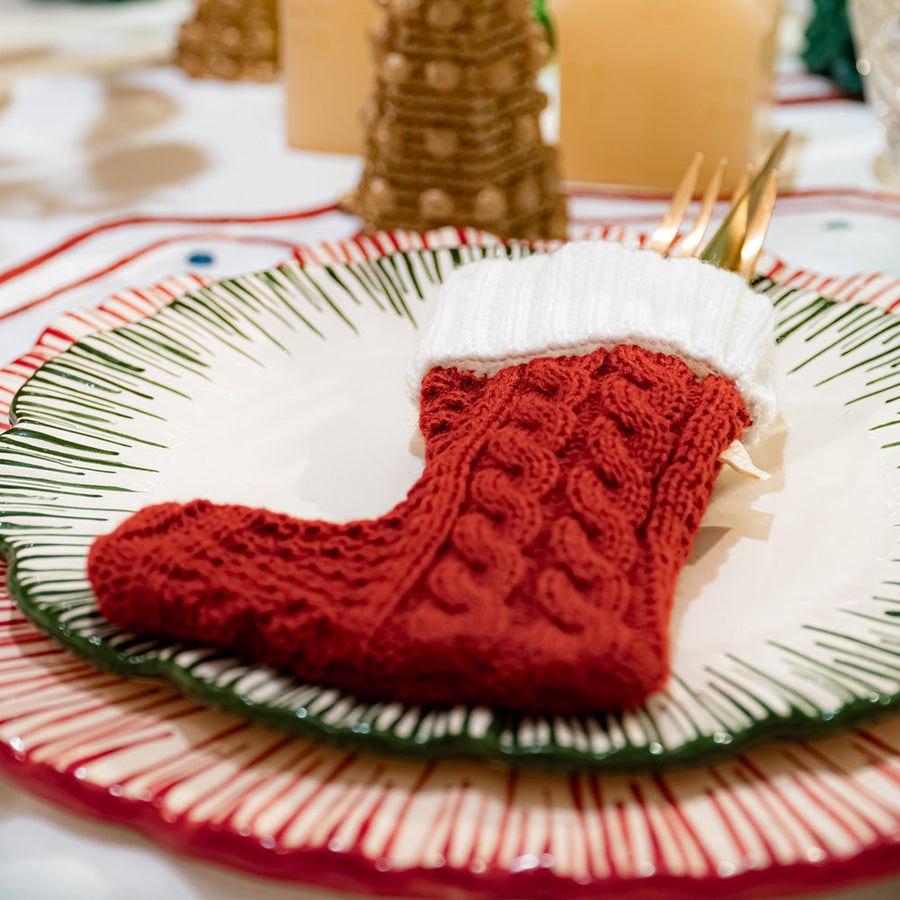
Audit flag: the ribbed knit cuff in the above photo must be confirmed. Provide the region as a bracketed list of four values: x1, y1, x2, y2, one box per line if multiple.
[409, 240, 777, 444]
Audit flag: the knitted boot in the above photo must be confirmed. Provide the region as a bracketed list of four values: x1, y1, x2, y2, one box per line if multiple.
[87, 241, 776, 714]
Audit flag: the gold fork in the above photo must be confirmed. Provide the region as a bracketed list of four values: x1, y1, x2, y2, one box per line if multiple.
[648, 133, 788, 480]
[650, 130, 789, 281]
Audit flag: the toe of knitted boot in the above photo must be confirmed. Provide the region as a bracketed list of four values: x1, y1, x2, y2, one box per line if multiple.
[88, 501, 197, 634]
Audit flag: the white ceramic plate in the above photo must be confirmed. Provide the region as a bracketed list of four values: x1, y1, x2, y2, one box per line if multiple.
[3, 228, 900, 772]
[1, 229, 900, 897]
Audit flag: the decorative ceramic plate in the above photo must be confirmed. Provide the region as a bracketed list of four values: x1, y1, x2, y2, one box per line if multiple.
[2, 229, 900, 899]
[3, 229, 900, 775]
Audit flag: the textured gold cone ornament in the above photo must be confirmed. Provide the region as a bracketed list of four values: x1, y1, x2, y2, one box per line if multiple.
[176, 0, 279, 82]
[348, 0, 567, 241]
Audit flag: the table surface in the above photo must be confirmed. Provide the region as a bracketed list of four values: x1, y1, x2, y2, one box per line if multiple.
[2, 1, 900, 898]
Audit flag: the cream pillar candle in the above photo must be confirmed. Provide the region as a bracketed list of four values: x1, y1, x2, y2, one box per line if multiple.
[279, 0, 382, 155]
[552, 0, 783, 191]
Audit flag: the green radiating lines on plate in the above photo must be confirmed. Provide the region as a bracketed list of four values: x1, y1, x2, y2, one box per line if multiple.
[1, 251, 900, 771]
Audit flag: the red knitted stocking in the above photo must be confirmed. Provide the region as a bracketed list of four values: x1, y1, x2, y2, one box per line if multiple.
[88, 343, 750, 714]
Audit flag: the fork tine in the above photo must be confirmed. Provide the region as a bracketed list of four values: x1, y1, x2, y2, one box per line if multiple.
[720, 189, 751, 272]
[649, 151, 703, 256]
[678, 156, 727, 258]
[738, 170, 778, 281]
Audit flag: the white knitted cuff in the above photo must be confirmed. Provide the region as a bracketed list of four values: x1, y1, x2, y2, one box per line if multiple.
[410, 240, 777, 444]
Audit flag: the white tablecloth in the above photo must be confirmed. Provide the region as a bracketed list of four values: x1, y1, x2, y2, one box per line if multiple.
[1, 2, 900, 899]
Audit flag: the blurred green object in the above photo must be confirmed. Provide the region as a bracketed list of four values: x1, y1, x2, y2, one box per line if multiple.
[802, 0, 864, 96]
[533, 0, 554, 48]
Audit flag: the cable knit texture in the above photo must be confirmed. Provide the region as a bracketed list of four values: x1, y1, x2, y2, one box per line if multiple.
[88, 344, 750, 714]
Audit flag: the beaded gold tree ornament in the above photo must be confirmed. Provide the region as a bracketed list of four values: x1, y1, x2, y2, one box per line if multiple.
[348, 0, 568, 240]
[176, 0, 279, 82]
